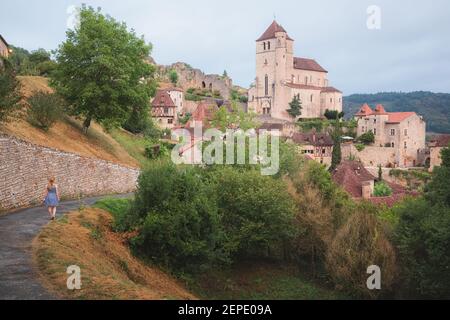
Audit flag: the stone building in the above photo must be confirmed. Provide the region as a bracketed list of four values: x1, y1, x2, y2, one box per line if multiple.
[291, 130, 334, 167]
[354, 103, 426, 167]
[151, 89, 183, 129]
[428, 134, 450, 171]
[248, 21, 343, 121]
[332, 161, 375, 199]
[0, 34, 10, 58]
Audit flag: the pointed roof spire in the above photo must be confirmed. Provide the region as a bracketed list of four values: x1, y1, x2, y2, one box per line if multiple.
[374, 104, 387, 114]
[355, 103, 373, 116]
[256, 20, 293, 41]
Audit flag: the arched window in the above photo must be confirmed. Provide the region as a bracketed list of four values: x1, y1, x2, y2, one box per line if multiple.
[264, 59, 268, 65]
[202, 81, 206, 88]
[391, 142, 395, 148]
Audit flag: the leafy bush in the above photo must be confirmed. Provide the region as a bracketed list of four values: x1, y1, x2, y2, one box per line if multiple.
[144, 143, 169, 159]
[94, 198, 132, 232]
[326, 208, 397, 298]
[394, 198, 450, 298]
[212, 167, 296, 258]
[373, 182, 392, 197]
[27, 91, 64, 131]
[357, 131, 375, 145]
[0, 58, 22, 124]
[128, 162, 225, 272]
[355, 143, 365, 152]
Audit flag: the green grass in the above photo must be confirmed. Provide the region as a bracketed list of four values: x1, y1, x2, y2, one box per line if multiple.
[109, 128, 151, 167]
[190, 261, 347, 300]
[94, 197, 132, 231]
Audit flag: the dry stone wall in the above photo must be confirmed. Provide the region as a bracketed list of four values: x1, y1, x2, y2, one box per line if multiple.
[0, 134, 140, 211]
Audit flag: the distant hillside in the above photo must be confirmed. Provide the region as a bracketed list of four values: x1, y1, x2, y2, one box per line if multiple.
[343, 92, 450, 133]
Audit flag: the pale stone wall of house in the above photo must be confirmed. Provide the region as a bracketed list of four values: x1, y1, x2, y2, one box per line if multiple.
[0, 134, 140, 211]
[430, 146, 443, 171]
[342, 143, 397, 167]
[0, 39, 9, 58]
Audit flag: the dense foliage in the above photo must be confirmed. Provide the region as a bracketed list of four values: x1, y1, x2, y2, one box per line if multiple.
[287, 95, 302, 119]
[27, 91, 64, 131]
[50, 6, 155, 133]
[0, 58, 22, 123]
[357, 131, 375, 145]
[8, 46, 57, 76]
[373, 181, 393, 197]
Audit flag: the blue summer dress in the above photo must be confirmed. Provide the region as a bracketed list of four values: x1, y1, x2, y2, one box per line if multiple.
[44, 186, 59, 207]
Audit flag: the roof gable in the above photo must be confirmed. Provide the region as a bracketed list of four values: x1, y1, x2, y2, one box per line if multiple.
[257, 20, 293, 41]
[152, 90, 176, 108]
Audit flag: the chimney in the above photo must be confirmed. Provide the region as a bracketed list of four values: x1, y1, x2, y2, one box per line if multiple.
[361, 181, 373, 199]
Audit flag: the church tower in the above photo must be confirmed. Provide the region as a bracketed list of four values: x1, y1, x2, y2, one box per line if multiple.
[251, 21, 294, 119]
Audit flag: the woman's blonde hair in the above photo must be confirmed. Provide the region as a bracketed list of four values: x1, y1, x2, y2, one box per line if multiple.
[47, 177, 56, 190]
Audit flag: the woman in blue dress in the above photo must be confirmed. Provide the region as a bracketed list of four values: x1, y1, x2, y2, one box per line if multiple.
[43, 177, 60, 220]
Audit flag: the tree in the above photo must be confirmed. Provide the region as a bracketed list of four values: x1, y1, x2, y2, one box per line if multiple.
[27, 91, 64, 131]
[324, 109, 344, 120]
[50, 5, 154, 133]
[287, 95, 302, 119]
[0, 58, 22, 124]
[222, 70, 228, 78]
[358, 131, 375, 145]
[330, 120, 342, 170]
[168, 69, 178, 86]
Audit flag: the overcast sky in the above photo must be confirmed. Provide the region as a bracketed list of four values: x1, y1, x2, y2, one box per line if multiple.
[1, 0, 450, 94]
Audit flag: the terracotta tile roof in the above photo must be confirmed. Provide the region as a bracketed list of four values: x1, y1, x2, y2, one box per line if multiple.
[386, 112, 415, 123]
[165, 87, 184, 92]
[321, 86, 342, 93]
[374, 104, 387, 114]
[152, 90, 176, 108]
[185, 102, 218, 128]
[332, 161, 375, 198]
[355, 103, 373, 116]
[0, 34, 9, 47]
[292, 131, 334, 147]
[429, 134, 450, 148]
[293, 57, 328, 73]
[257, 20, 294, 41]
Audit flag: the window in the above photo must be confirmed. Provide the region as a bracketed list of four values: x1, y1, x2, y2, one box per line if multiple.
[404, 129, 408, 136]
[374, 119, 377, 124]
[330, 98, 333, 103]
[267, 41, 270, 50]
[390, 129, 396, 136]
[305, 77, 308, 85]
[168, 118, 173, 124]
[310, 94, 313, 102]
[164, 107, 169, 114]
[264, 75, 269, 96]
[362, 126, 365, 133]
[404, 141, 407, 149]
[263, 42, 266, 50]
[391, 142, 395, 148]
[374, 128, 377, 135]
[264, 59, 268, 65]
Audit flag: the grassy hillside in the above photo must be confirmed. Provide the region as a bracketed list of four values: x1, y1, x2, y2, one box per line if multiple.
[32, 208, 196, 300]
[0, 76, 140, 168]
[343, 91, 450, 133]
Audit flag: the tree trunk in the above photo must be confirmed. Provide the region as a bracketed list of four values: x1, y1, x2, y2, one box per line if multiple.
[83, 116, 92, 134]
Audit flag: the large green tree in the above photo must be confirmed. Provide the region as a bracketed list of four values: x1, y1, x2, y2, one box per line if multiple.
[0, 58, 22, 124]
[50, 5, 154, 133]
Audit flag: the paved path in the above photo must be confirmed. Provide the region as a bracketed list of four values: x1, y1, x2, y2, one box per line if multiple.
[0, 193, 133, 300]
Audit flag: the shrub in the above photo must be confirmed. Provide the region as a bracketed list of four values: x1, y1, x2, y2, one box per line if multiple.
[373, 181, 392, 197]
[144, 143, 169, 159]
[212, 167, 296, 258]
[394, 198, 450, 298]
[27, 91, 64, 131]
[326, 208, 397, 298]
[357, 131, 375, 145]
[0, 58, 22, 124]
[355, 143, 365, 152]
[129, 162, 225, 272]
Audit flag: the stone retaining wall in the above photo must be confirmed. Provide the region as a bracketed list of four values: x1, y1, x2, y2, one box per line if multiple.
[0, 134, 140, 211]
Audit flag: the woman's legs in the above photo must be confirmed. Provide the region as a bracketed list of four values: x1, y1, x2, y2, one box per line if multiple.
[51, 206, 56, 218]
[47, 207, 53, 217]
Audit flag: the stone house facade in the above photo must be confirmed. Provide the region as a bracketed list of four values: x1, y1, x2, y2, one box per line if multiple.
[248, 21, 343, 121]
[151, 88, 184, 129]
[354, 104, 426, 168]
[291, 130, 334, 167]
[428, 134, 450, 171]
[0, 35, 10, 58]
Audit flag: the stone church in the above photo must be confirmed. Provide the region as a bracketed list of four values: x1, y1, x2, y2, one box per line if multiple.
[248, 21, 343, 121]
